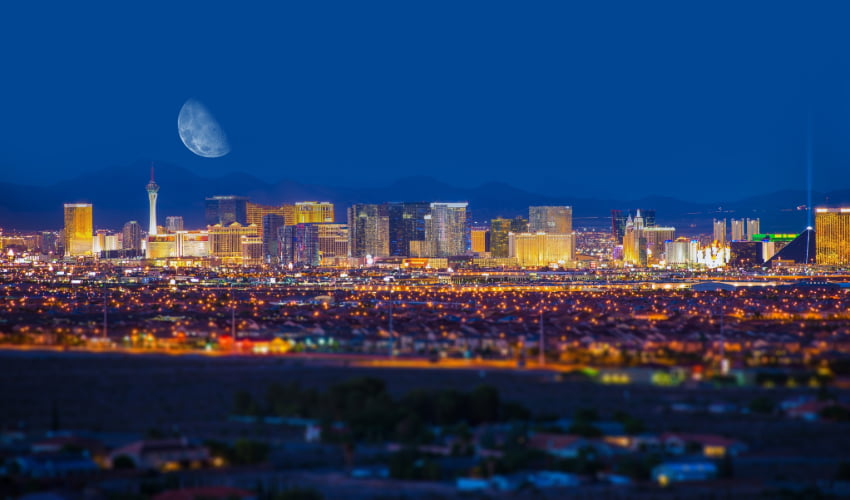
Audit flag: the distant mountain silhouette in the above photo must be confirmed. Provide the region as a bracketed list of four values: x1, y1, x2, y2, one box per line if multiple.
[0, 160, 823, 234]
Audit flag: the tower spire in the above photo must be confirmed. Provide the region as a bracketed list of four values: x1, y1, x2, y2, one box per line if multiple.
[150, 162, 155, 183]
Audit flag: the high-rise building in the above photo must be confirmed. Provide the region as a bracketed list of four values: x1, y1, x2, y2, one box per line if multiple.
[665, 238, 699, 266]
[241, 236, 264, 267]
[713, 219, 727, 246]
[387, 202, 429, 256]
[205, 196, 249, 226]
[746, 218, 760, 240]
[262, 213, 286, 261]
[165, 216, 184, 233]
[612, 209, 656, 241]
[247, 203, 291, 237]
[509, 232, 575, 268]
[177, 231, 209, 257]
[470, 227, 489, 254]
[815, 208, 850, 266]
[529, 206, 572, 234]
[490, 218, 512, 258]
[317, 223, 349, 266]
[643, 226, 676, 263]
[731, 219, 744, 241]
[122, 221, 143, 252]
[424, 202, 468, 257]
[622, 213, 647, 266]
[280, 223, 322, 267]
[295, 202, 334, 223]
[63, 203, 93, 257]
[347, 204, 389, 257]
[510, 216, 528, 233]
[146, 166, 160, 236]
[208, 222, 259, 266]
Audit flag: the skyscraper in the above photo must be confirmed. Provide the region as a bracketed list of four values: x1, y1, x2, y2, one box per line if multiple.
[746, 218, 761, 240]
[387, 202, 429, 256]
[529, 206, 572, 234]
[262, 213, 285, 261]
[63, 203, 93, 257]
[731, 219, 744, 241]
[205, 196, 249, 226]
[295, 201, 334, 223]
[713, 219, 727, 246]
[815, 208, 850, 266]
[165, 216, 184, 233]
[122, 220, 143, 252]
[470, 228, 489, 253]
[247, 203, 291, 237]
[425, 202, 468, 257]
[208, 222, 259, 266]
[280, 223, 321, 267]
[510, 216, 528, 233]
[146, 166, 160, 236]
[490, 218, 512, 258]
[612, 209, 656, 241]
[509, 232, 575, 267]
[347, 204, 389, 257]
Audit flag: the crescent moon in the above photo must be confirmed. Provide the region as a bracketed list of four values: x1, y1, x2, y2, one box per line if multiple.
[177, 98, 231, 158]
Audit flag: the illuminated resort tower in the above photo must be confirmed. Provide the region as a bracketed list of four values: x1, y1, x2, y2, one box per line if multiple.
[147, 165, 160, 236]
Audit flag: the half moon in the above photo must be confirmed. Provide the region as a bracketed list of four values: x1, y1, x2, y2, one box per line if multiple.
[177, 98, 231, 158]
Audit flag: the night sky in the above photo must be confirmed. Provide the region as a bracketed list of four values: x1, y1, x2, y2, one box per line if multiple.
[2, 2, 850, 202]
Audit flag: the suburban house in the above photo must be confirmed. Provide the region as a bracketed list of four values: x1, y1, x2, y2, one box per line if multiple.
[528, 433, 620, 459]
[108, 438, 210, 471]
[659, 433, 747, 458]
[652, 460, 718, 486]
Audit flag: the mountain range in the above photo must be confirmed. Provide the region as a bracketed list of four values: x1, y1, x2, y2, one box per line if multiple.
[0, 160, 828, 234]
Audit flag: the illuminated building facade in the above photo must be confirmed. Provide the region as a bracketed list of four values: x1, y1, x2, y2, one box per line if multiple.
[205, 196, 249, 226]
[387, 202, 429, 256]
[247, 203, 292, 237]
[122, 221, 143, 252]
[746, 218, 760, 240]
[470, 227, 489, 253]
[63, 203, 93, 257]
[510, 216, 528, 233]
[612, 209, 656, 241]
[489, 218, 512, 258]
[241, 236, 263, 267]
[713, 219, 727, 246]
[643, 226, 675, 263]
[815, 208, 850, 266]
[280, 223, 321, 267]
[424, 202, 468, 257]
[347, 204, 389, 257]
[262, 213, 285, 261]
[208, 222, 259, 265]
[509, 232, 575, 268]
[622, 211, 647, 266]
[317, 223, 349, 266]
[178, 231, 209, 257]
[295, 201, 334, 223]
[664, 238, 699, 266]
[529, 206, 572, 234]
[147, 234, 178, 259]
[165, 216, 183, 233]
[731, 219, 744, 241]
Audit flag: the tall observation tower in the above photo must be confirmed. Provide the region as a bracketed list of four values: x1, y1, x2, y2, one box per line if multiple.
[146, 164, 160, 236]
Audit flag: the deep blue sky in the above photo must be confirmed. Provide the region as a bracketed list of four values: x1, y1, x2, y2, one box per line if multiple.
[2, 2, 850, 201]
